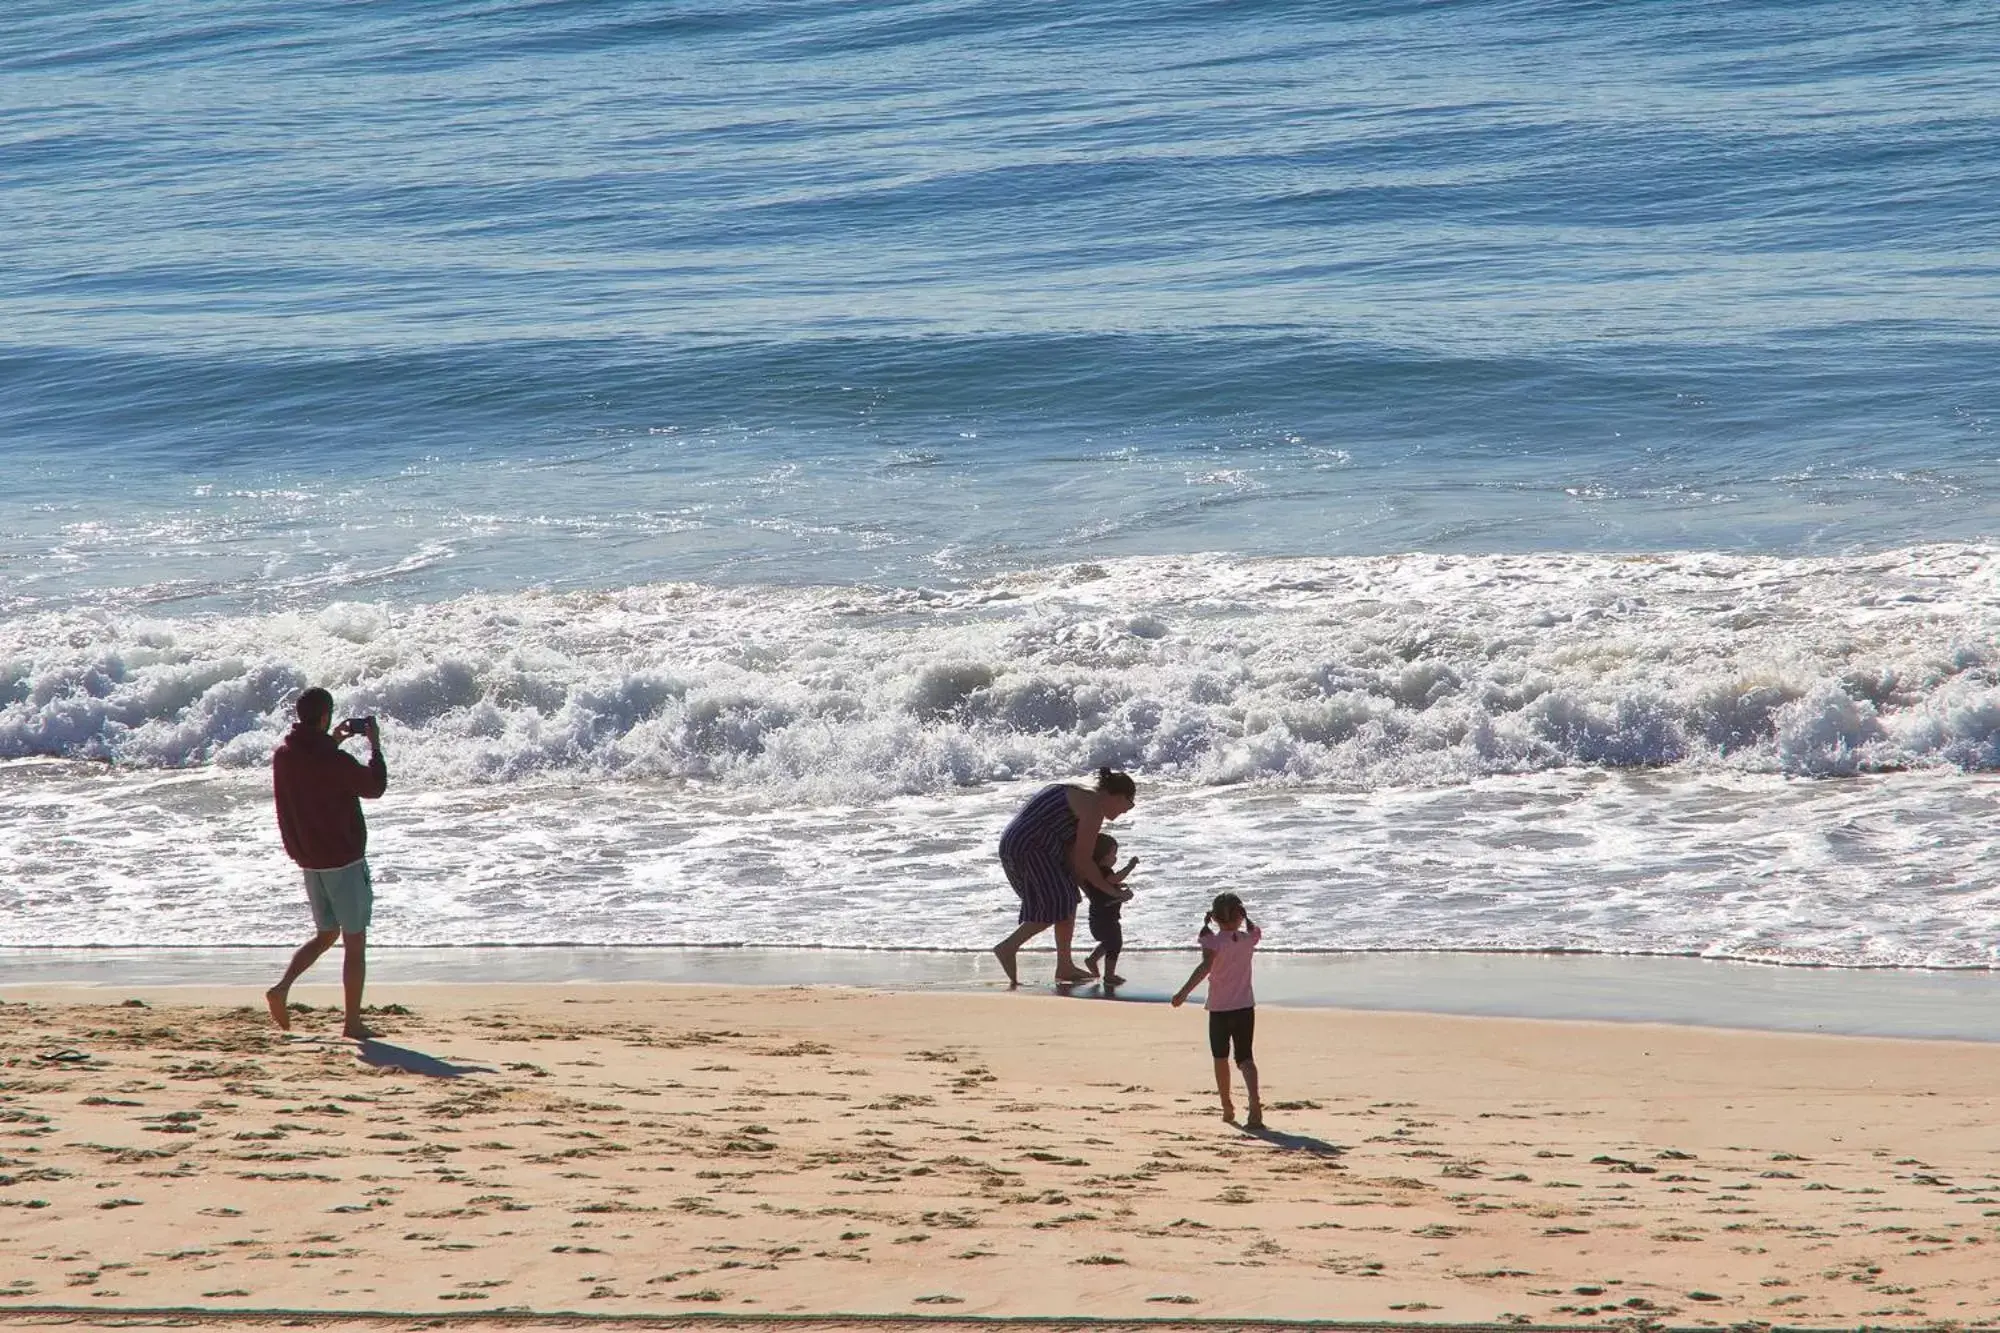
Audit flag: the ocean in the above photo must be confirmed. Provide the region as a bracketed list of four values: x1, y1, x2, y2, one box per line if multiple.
[2, 0, 1997, 968]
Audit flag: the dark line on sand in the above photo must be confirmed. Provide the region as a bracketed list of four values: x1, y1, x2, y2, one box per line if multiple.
[0, 1305, 1817, 1333]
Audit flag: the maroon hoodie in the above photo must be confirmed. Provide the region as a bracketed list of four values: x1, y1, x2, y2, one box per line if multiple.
[272, 724, 389, 870]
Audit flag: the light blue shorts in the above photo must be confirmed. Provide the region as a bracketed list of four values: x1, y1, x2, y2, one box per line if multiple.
[302, 858, 373, 934]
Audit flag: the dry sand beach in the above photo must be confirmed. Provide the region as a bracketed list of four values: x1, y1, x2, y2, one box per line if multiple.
[3, 984, 1999, 1329]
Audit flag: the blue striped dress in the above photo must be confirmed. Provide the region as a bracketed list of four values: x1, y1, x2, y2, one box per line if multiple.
[998, 784, 1082, 924]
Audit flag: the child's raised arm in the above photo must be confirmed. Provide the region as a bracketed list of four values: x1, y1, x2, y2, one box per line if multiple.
[1170, 955, 1212, 1008]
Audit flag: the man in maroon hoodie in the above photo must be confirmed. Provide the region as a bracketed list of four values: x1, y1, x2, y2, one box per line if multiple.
[265, 686, 389, 1039]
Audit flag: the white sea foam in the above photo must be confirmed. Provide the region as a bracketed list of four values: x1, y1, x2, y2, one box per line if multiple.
[4, 547, 1998, 964]
[2, 547, 1995, 794]
[1, 761, 1996, 966]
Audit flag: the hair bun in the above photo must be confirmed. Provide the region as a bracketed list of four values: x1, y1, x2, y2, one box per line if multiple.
[1095, 767, 1137, 798]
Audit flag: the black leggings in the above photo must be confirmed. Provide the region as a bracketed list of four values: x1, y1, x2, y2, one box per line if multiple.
[1208, 1006, 1255, 1063]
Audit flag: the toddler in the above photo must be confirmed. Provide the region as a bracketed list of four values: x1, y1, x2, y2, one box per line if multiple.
[1082, 833, 1136, 984]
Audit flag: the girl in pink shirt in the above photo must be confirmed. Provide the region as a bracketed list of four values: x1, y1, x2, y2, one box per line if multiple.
[1170, 892, 1263, 1129]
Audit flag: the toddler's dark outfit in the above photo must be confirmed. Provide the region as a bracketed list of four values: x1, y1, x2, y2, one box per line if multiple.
[1083, 883, 1123, 958]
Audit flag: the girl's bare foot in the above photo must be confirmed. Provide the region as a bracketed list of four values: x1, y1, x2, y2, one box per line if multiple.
[264, 988, 291, 1031]
[1084, 951, 1101, 977]
[1245, 1106, 1265, 1131]
[1104, 972, 1126, 985]
[1220, 1102, 1237, 1124]
[342, 1023, 378, 1041]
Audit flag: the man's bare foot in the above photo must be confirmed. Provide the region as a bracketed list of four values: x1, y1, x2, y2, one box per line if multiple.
[1245, 1106, 1265, 1131]
[1221, 1102, 1238, 1124]
[265, 988, 291, 1032]
[342, 1023, 378, 1041]
[993, 944, 1020, 987]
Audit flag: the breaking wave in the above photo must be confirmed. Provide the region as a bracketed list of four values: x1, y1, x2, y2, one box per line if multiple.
[3, 545, 1996, 798]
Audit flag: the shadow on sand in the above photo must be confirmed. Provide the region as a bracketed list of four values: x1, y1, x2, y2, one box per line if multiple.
[1052, 980, 1165, 1002]
[1239, 1124, 1345, 1157]
[354, 1039, 495, 1078]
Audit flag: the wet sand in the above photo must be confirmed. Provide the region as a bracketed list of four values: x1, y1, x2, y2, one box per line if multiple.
[9, 946, 2000, 1040]
[3, 984, 1999, 1328]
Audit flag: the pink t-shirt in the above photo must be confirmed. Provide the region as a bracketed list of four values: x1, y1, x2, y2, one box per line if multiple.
[1200, 924, 1261, 1012]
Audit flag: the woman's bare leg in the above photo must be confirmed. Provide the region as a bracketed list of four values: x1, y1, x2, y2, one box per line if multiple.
[1053, 915, 1091, 982]
[992, 921, 1048, 987]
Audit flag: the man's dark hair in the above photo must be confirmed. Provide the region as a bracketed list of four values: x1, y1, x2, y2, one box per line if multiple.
[295, 687, 334, 728]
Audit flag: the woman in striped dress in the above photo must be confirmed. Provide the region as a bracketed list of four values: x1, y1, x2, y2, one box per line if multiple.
[992, 768, 1138, 987]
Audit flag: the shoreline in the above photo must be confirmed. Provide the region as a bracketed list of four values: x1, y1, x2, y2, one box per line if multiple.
[6, 945, 2000, 1042]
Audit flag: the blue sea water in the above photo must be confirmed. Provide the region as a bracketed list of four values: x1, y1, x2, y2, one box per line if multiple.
[2, 0, 1998, 964]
